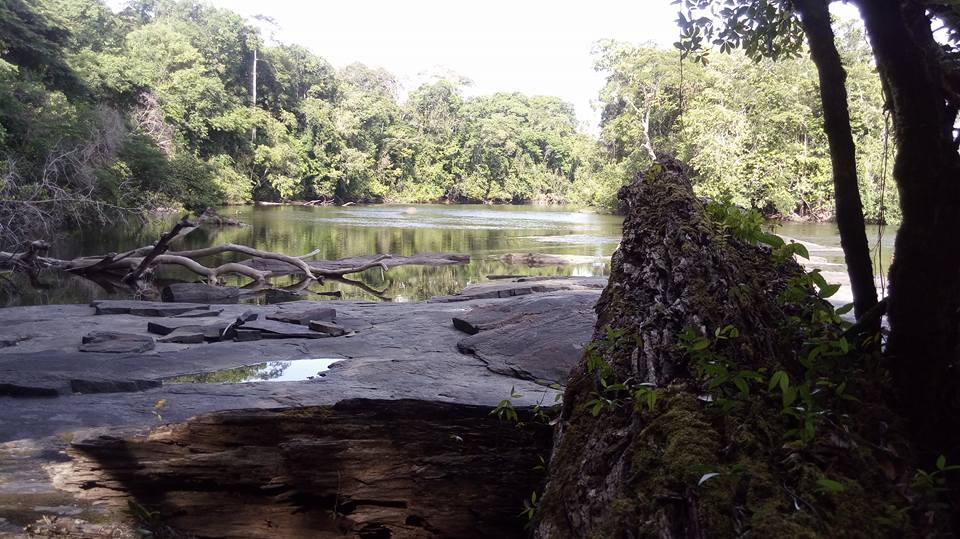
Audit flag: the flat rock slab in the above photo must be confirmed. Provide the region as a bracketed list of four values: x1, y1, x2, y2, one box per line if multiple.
[456, 293, 599, 383]
[65, 399, 551, 539]
[161, 283, 240, 304]
[79, 332, 155, 354]
[147, 320, 228, 337]
[307, 320, 347, 336]
[173, 309, 224, 319]
[157, 326, 206, 344]
[92, 300, 210, 317]
[267, 307, 336, 326]
[240, 319, 327, 339]
[70, 378, 161, 394]
[0, 280, 600, 442]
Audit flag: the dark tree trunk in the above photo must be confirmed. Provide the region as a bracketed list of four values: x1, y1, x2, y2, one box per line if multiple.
[853, 0, 960, 456]
[534, 159, 810, 537]
[794, 0, 878, 324]
[534, 158, 925, 538]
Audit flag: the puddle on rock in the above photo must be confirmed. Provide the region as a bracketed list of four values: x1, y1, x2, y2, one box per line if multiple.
[164, 358, 342, 384]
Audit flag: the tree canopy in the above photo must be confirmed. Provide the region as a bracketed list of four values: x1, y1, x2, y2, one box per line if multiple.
[0, 0, 897, 246]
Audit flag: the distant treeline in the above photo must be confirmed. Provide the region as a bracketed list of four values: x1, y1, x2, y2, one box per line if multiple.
[0, 0, 895, 243]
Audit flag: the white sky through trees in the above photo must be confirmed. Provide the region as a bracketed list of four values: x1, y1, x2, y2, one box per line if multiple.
[132, 0, 860, 133]
[206, 0, 683, 132]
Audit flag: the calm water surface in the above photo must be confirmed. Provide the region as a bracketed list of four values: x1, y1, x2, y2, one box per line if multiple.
[6, 204, 896, 306]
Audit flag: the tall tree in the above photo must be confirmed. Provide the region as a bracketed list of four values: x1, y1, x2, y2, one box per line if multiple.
[676, 0, 878, 323]
[850, 0, 960, 456]
[793, 0, 878, 322]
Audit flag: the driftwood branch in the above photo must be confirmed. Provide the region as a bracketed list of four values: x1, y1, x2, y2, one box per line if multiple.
[122, 217, 195, 284]
[1, 218, 468, 299]
[164, 243, 322, 281]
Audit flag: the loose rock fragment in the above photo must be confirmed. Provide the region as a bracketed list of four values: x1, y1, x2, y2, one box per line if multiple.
[268, 307, 336, 326]
[308, 320, 347, 337]
[241, 319, 330, 339]
[157, 327, 206, 344]
[92, 300, 210, 317]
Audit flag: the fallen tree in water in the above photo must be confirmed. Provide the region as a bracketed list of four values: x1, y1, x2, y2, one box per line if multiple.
[0, 219, 468, 298]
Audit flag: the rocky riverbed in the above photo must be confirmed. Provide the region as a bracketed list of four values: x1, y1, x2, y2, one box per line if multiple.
[0, 276, 604, 537]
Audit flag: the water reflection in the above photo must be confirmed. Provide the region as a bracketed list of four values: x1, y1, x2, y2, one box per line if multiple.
[2, 204, 892, 306]
[6, 204, 624, 305]
[163, 358, 342, 384]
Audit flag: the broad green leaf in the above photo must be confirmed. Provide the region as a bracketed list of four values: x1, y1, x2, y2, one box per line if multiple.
[816, 478, 845, 493]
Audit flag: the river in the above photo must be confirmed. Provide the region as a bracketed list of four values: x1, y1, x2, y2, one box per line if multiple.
[4, 204, 897, 306]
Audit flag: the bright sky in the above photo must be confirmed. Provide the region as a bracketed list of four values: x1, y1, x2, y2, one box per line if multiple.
[207, 0, 686, 132]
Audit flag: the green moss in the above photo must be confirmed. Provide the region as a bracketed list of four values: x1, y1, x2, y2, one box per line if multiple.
[632, 392, 721, 488]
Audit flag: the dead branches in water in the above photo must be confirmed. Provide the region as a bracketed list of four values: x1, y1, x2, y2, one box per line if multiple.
[0, 220, 453, 301]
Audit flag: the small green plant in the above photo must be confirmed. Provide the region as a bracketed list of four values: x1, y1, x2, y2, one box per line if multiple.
[815, 478, 847, 494]
[705, 198, 813, 264]
[152, 399, 167, 421]
[680, 324, 764, 412]
[583, 325, 660, 416]
[519, 490, 539, 524]
[913, 454, 960, 496]
[491, 386, 523, 423]
[127, 499, 162, 534]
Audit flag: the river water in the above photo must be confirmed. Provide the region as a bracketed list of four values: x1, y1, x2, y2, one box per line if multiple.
[5, 204, 897, 306]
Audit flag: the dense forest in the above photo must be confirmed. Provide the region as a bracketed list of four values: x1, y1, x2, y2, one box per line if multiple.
[3, 0, 960, 536]
[0, 0, 894, 249]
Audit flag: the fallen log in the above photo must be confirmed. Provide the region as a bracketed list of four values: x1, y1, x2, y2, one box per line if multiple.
[63, 399, 552, 539]
[122, 218, 195, 284]
[1, 224, 466, 295]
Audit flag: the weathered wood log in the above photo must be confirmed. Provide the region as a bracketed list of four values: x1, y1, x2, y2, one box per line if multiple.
[161, 282, 241, 304]
[64, 399, 552, 539]
[534, 158, 904, 538]
[123, 218, 196, 284]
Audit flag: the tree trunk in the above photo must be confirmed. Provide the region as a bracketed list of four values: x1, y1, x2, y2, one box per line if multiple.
[533, 157, 918, 537]
[534, 158, 811, 537]
[794, 0, 878, 323]
[853, 0, 960, 457]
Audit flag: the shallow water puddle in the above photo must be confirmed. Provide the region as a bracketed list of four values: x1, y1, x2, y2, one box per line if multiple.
[164, 358, 342, 384]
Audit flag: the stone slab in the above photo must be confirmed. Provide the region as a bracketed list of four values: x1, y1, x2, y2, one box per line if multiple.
[79, 332, 155, 354]
[240, 319, 328, 339]
[92, 300, 209, 317]
[308, 320, 347, 337]
[267, 307, 336, 326]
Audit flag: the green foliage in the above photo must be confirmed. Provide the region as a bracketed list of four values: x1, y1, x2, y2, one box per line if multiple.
[0, 0, 897, 241]
[490, 385, 523, 423]
[594, 35, 896, 221]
